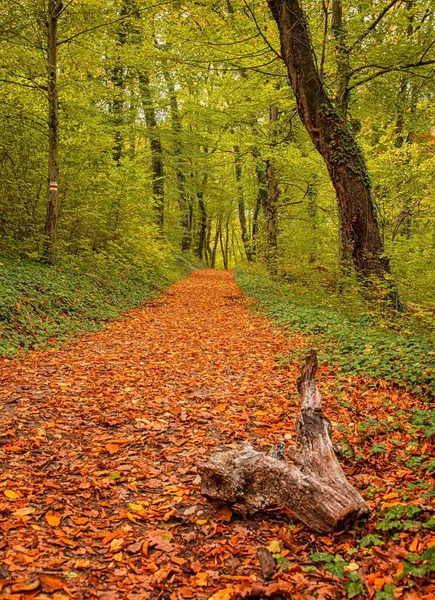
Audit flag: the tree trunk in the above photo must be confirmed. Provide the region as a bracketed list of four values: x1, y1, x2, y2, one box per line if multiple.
[210, 217, 221, 269]
[43, 0, 63, 263]
[234, 145, 252, 262]
[139, 71, 164, 233]
[196, 173, 208, 260]
[265, 105, 279, 275]
[252, 151, 267, 259]
[307, 179, 318, 264]
[266, 0, 395, 291]
[164, 70, 191, 251]
[199, 350, 370, 533]
[331, 0, 350, 116]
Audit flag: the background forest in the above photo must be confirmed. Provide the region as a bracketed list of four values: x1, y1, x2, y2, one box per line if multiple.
[0, 0, 435, 356]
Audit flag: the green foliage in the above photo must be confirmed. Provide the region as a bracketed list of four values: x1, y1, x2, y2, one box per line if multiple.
[0, 252, 192, 357]
[310, 553, 363, 598]
[359, 534, 384, 548]
[375, 584, 396, 600]
[235, 270, 435, 398]
[376, 504, 425, 534]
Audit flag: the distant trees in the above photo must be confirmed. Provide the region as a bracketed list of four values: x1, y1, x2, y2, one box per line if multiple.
[0, 0, 434, 304]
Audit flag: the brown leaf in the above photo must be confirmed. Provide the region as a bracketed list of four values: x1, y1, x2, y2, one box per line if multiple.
[11, 579, 40, 592]
[45, 510, 62, 527]
[40, 575, 65, 593]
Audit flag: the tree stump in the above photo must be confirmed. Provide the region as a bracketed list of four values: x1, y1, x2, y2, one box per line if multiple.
[199, 350, 370, 533]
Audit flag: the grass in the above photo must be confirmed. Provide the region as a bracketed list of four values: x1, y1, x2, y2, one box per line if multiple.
[0, 253, 194, 358]
[235, 269, 435, 399]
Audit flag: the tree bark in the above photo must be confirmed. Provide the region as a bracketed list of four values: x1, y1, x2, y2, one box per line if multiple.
[265, 104, 279, 275]
[199, 350, 370, 533]
[252, 150, 267, 259]
[266, 0, 394, 290]
[196, 183, 208, 261]
[210, 217, 222, 269]
[164, 70, 191, 252]
[43, 0, 63, 263]
[234, 145, 252, 262]
[331, 0, 350, 116]
[139, 71, 164, 233]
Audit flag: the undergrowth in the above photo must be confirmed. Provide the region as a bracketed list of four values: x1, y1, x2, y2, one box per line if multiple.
[0, 252, 195, 358]
[235, 269, 435, 399]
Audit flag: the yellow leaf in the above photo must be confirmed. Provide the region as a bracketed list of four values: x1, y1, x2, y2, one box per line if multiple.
[208, 588, 234, 600]
[196, 519, 207, 525]
[196, 572, 208, 587]
[4, 489, 19, 499]
[267, 540, 281, 553]
[344, 562, 360, 572]
[15, 507, 35, 517]
[45, 511, 62, 527]
[113, 552, 123, 562]
[110, 537, 124, 552]
[128, 503, 143, 511]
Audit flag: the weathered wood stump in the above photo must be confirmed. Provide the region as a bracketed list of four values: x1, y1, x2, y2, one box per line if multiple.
[199, 350, 370, 533]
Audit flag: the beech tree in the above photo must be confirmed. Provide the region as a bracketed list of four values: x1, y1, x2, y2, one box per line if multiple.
[266, 0, 391, 288]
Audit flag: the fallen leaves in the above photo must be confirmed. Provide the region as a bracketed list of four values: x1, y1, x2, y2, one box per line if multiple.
[0, 270, 434, 599]
[45, 510, 62, 527]
[4, 489, 19, 499]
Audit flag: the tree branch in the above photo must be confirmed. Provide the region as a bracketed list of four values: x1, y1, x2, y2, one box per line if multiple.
[243, 0, 282, 60]
[57, 2, 170, 46]
[348, 59, 435, 90]
[349, 0, 401, 53]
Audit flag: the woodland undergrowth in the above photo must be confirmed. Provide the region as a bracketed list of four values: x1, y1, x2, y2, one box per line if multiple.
[0, 253, 196, 358]
[235, 269, 435, 400]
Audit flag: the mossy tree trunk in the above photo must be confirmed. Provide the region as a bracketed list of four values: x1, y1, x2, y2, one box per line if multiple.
[266, 0, 395, 290]
[43, 0, 63, 263]
[139, 71, 165, 233]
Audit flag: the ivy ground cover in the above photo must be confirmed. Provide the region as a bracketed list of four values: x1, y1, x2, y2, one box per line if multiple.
[0, 270, 434, 600]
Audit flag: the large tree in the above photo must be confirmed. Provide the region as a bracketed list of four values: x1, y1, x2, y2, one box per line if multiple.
[266, 0, 392, 288]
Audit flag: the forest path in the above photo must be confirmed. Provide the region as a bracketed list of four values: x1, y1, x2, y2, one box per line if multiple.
[0, 269, 304, 599]
[1, 270, 433, 600]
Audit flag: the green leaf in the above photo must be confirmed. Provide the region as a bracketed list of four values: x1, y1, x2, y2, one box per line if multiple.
[110, 471, 121, 480]
[375, 584, 396, 600]
[360, 533, 384, 547]
[323, 560, 346, 578]
[423, 517, 435, 530]
[310, 551, 334, 563]
[343, 577, 363, 599]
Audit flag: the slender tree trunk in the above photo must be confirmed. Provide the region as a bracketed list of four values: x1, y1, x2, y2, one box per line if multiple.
[139, 71, 164, 233]
[265, 105, 279, 275]
[211, 217, 222, 269]
[252, 148, 268, 259]
[332, 0, 355, 281]
[234, 145, 252, 261]
[307, 180, 318, 264]
[43, 0, 63, 263]
[196, 174, 208, 260]
[164, 70, 191, 251]
[219, 221, 229, 270]
[331, 0, 350, 116]
[266, 0, 396, 297]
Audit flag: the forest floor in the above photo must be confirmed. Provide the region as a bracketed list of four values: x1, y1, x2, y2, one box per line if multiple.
[0, 270, 434, 600]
